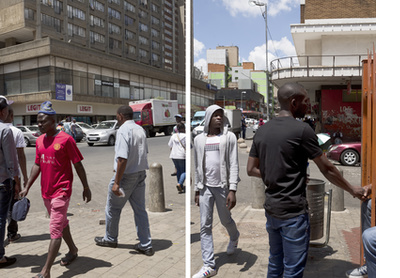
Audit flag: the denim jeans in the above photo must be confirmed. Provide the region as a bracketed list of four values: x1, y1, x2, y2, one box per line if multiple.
[363, 226, 376, 278]
[265, 213, 310, 278]
[199, 186, 239, 268]
[7, 180, 18, 238]
[172, 159, 186, 186]
[104, 171, 152, 249]
[0, 179, 13, 258]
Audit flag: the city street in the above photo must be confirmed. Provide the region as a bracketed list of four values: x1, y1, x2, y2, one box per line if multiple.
[4, 134, 364, 277]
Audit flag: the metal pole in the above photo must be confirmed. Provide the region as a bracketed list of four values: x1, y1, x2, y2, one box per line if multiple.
[264, 6, 269, 120]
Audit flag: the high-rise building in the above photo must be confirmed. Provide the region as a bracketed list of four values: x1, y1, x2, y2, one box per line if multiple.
[216, 46, 239, 68]
[0, 0, 186, 125]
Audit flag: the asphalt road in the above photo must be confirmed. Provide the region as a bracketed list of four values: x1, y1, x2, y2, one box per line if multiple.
[22, 134, 361, 215]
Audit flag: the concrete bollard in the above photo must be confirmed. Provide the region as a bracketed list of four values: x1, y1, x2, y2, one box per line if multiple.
[331, 168, 345, 211]
[251, 177, 265, 209]
[148, 162, 166, 212]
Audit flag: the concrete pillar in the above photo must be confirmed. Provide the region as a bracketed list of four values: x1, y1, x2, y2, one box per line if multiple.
[331, 168, 345, 212]
[148, 162, 166, 212]
[251, 177, 265, 209]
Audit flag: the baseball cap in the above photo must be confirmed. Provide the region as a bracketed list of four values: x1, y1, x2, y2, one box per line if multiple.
[0, 95, 14, 110]
[38, 101, 56, 115]
[175, 114, 183, 118]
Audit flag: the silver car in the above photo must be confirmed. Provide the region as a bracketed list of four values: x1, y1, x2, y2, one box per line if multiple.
[16, 125, 41, 146]
[86, 120, 118, 146]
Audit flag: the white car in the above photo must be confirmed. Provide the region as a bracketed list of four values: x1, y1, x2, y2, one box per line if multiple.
[245, 118, 257, 125]
[86, 120, 119, 146]
[192, 119, 205, 139]
[76, 122, 95, 140]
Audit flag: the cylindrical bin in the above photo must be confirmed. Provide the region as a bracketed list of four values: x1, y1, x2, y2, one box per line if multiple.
[306, 178, 326, 240]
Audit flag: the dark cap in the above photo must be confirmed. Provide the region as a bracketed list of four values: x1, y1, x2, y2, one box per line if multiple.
[0, 96, 14, 110]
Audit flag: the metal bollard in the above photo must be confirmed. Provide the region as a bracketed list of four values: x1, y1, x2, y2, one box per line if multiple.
[148, 162, 166, 212]
[251, 177, 265, 209]
[331, 168, 345, 212]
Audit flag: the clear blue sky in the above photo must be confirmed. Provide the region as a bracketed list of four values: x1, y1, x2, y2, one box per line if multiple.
[193, 0, 302, 73]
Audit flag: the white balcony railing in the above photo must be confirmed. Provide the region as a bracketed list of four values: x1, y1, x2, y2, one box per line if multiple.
[270, 54, 369, 80]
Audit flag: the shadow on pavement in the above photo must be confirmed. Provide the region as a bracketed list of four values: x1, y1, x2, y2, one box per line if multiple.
[11, 233, 50, 244]
[120, 239, 173, 254]
[58, 255, 113, 278]
[215, 249, 258, 273]
[190, 232, 200, 244]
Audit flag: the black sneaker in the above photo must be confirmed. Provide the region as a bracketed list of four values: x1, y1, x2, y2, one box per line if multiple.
[94, 237, 118, 248]
[0, 257, 16, 268]
[8, 233, 21, 243]
[171, 172, 177, 176]
[132, 243, 154, 256]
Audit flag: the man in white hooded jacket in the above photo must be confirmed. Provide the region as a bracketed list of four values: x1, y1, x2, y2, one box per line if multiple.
[193, 105, 240, 278]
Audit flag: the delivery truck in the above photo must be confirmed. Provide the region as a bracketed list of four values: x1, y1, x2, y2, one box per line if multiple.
[192, 109, 242, 139]
[129, 99, 178, 137]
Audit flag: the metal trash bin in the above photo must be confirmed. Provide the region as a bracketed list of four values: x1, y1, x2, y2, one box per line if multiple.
[307, 178, 332, 247]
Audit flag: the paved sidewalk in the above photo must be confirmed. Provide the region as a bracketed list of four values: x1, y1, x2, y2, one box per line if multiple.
[190, 203, 362, 278]
[2, 199, 361, 277]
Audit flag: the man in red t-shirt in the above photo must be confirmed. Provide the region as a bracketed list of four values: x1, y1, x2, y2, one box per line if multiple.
[20, 101, 91, 278]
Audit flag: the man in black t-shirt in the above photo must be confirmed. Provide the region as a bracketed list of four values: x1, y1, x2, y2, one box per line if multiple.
[247, 82, 367, 277]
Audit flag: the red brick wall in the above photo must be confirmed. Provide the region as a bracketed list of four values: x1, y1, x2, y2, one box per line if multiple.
[303, 0, 376, 20]
[208, 63, 225, 72]
[242, 62, 255, 70]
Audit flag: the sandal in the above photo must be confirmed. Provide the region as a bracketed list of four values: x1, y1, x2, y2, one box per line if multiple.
[60, 252, 78, 266]
[32, 274, 44, 278]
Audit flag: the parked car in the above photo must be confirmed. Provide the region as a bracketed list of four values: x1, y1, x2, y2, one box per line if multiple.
[245, 118, 257, 125]
[76, 122, 95, 140]
[326, 142, 361, 166]
[15, 125, 41, 146]
[86, 120, 119, 146]
[62, 122, 84, 142]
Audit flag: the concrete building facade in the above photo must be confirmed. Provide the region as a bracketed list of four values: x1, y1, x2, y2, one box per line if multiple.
[0, 0, 189, 125]
[270, 0, 376, 141]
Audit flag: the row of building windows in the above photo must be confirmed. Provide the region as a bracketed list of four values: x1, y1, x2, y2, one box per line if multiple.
[68, 23, 86, 37]
[40, 0, 162, 16]
[0, 66, 184, 102]
[67, 5, 86, 20]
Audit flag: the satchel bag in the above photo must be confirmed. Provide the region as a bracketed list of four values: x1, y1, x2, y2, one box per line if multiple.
[12, 197, 30, 221]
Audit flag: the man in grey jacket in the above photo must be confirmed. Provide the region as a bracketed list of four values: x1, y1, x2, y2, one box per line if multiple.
[193, 105, 240, 278]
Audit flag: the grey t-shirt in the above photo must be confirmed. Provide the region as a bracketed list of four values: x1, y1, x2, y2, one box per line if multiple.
[114, 120, 149, 174]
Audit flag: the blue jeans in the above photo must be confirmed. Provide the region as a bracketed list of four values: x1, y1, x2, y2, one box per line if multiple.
[266, 213, 310, 278]
[0, 179, 13, 258]
[104, 171, 152, 249]
[363, 226, 376, 278]
[172, 159, 186, 186]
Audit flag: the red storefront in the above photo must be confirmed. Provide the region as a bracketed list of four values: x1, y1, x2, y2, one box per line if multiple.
[320, 87, 362, 142]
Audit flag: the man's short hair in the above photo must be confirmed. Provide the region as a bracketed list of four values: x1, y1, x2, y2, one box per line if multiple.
[117, 105, 134, 119]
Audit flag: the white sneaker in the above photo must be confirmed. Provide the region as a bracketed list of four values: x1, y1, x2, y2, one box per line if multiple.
[192, 266, 217, 278]
[346, 265, 368, 278]
[226, 232, 240, 255]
